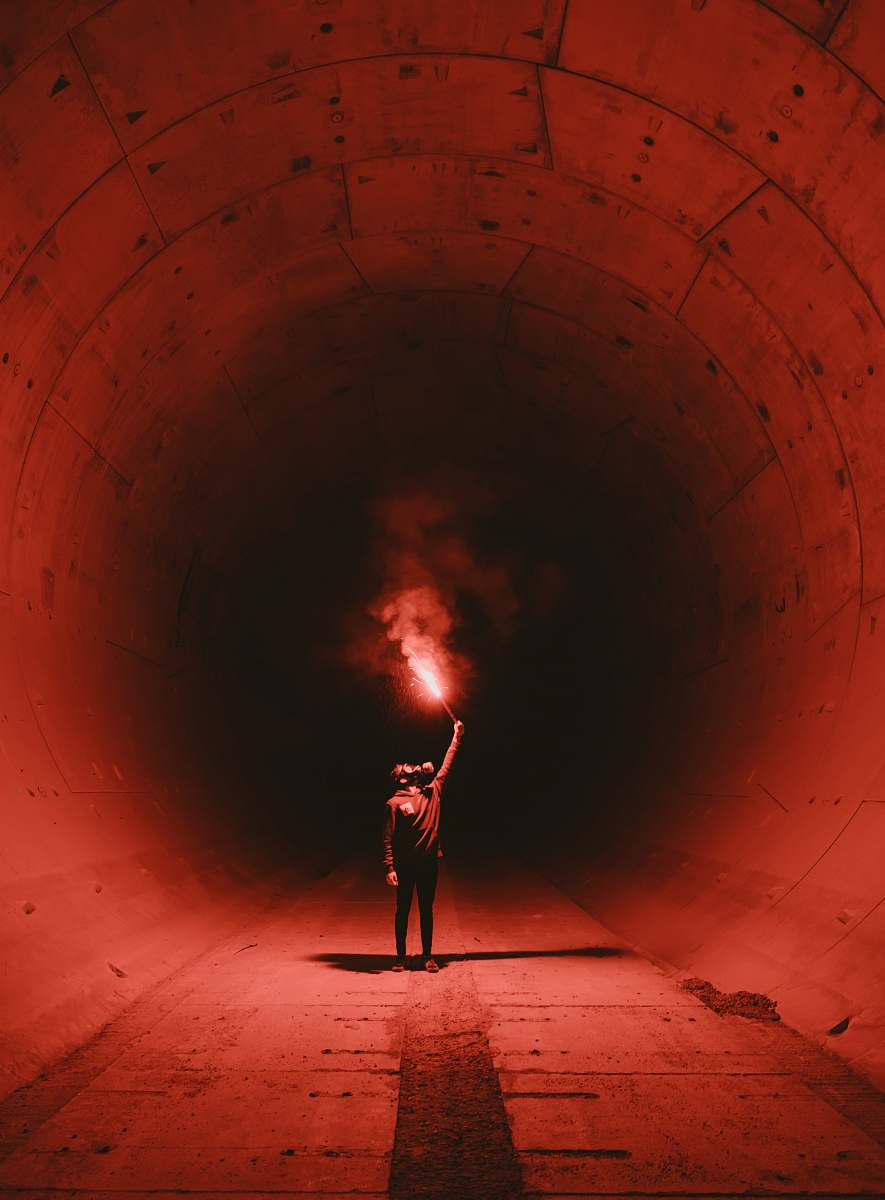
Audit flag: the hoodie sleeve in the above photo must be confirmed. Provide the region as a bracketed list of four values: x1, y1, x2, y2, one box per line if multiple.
[434, 729, 463, 792]
[383, 801, 395, 872]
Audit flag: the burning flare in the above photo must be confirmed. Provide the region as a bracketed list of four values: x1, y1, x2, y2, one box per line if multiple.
[406, 650, 456, 720]
[411, 656, 442, 699]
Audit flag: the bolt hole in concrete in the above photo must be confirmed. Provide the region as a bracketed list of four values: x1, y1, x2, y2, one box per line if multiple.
[2, 1, 885, 1198]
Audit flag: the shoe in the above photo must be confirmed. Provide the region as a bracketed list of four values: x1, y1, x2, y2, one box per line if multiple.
[391, 957, 406, 972]
[424, 957, 439, 973]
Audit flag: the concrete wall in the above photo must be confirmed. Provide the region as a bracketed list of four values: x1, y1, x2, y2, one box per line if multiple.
[2, 0, 885, 1095]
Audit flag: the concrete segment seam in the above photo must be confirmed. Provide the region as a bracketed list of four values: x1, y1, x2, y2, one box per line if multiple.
[536, 64, 555, 172]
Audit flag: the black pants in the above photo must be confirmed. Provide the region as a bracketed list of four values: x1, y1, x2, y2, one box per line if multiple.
[394, 858, 439, 958]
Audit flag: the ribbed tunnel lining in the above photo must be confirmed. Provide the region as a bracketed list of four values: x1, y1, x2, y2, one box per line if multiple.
[2, 0, 885, 1100]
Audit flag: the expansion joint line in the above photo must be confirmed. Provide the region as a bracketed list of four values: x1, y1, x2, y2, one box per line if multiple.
[65, 33, 166, 247]
[694, 179, 770, 246]
[675, 251, 710, 319]
[553, 0, 573, 68]
[337, 238, 375, 294]
[536, 64, 554, 171]
[223, 365, 260, 440]
[339, 162, 355, 240]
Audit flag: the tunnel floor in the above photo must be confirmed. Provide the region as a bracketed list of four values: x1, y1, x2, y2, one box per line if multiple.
[0, 860, 883, 1199]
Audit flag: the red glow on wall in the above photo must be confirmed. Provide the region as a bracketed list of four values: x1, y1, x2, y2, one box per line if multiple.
[1, 0, 884, 1130]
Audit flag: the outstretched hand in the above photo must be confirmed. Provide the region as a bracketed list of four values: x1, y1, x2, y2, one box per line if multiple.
[454, 719, 464, 736]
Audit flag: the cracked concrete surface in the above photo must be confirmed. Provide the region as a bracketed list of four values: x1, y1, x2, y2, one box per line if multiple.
[0, 858, 883, 1198]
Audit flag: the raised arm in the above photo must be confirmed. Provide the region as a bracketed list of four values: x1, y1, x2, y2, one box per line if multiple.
[434, 720, 464, 790]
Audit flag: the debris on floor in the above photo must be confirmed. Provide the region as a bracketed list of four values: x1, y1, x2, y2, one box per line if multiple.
[681, 976, 780, 1021]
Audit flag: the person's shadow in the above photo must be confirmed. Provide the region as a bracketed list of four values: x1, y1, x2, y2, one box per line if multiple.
[310, 946, 627, 974]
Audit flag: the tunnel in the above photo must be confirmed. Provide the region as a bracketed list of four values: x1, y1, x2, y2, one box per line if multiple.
[1, 1, 885, 1196]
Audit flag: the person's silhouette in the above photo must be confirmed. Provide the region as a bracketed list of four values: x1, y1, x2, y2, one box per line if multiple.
[383, 720, 464, 971]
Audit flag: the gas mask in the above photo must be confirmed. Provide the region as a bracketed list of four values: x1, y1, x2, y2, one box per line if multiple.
[392, 761, 435, 786]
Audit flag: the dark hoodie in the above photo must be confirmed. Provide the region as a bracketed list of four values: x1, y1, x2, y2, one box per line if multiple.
[383, 729, 462, 872]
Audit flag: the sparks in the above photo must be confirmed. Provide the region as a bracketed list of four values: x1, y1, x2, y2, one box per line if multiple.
[406, 648, 457, 721]
[413, 659, 442, 699]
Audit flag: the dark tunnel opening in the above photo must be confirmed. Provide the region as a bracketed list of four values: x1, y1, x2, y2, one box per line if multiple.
[192, 366, 687, 868]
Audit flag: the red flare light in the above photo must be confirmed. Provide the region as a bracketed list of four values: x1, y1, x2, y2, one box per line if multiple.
[413, 659, 442, 699]
[407, 650, 457, 721]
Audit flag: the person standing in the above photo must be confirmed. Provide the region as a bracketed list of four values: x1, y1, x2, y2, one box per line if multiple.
[383, 720, 464, 971]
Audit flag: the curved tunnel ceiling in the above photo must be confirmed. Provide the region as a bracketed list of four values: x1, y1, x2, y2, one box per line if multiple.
[2, 0, 885, 1093]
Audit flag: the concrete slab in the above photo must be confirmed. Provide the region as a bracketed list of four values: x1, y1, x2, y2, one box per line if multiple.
[102, 1002, 403, 1072]
[514, 1080, 885, 1192]
[11, 1194, 388, 1200]
[451, 858, 885, 1196]
[0, 1144, 390, 1191]
[481, 983, 701, 1004]
[2, 856, 883, 1199]
[0, 862, 404, 1196]
[83, 1063, 398, 1099]
[23, 1072, 397, 1153]
[488, 1001, 783, 1074]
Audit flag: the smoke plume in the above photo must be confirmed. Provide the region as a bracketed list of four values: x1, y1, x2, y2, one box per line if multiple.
[374, 585, 454, 678]
[352, 483, 521, 704]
